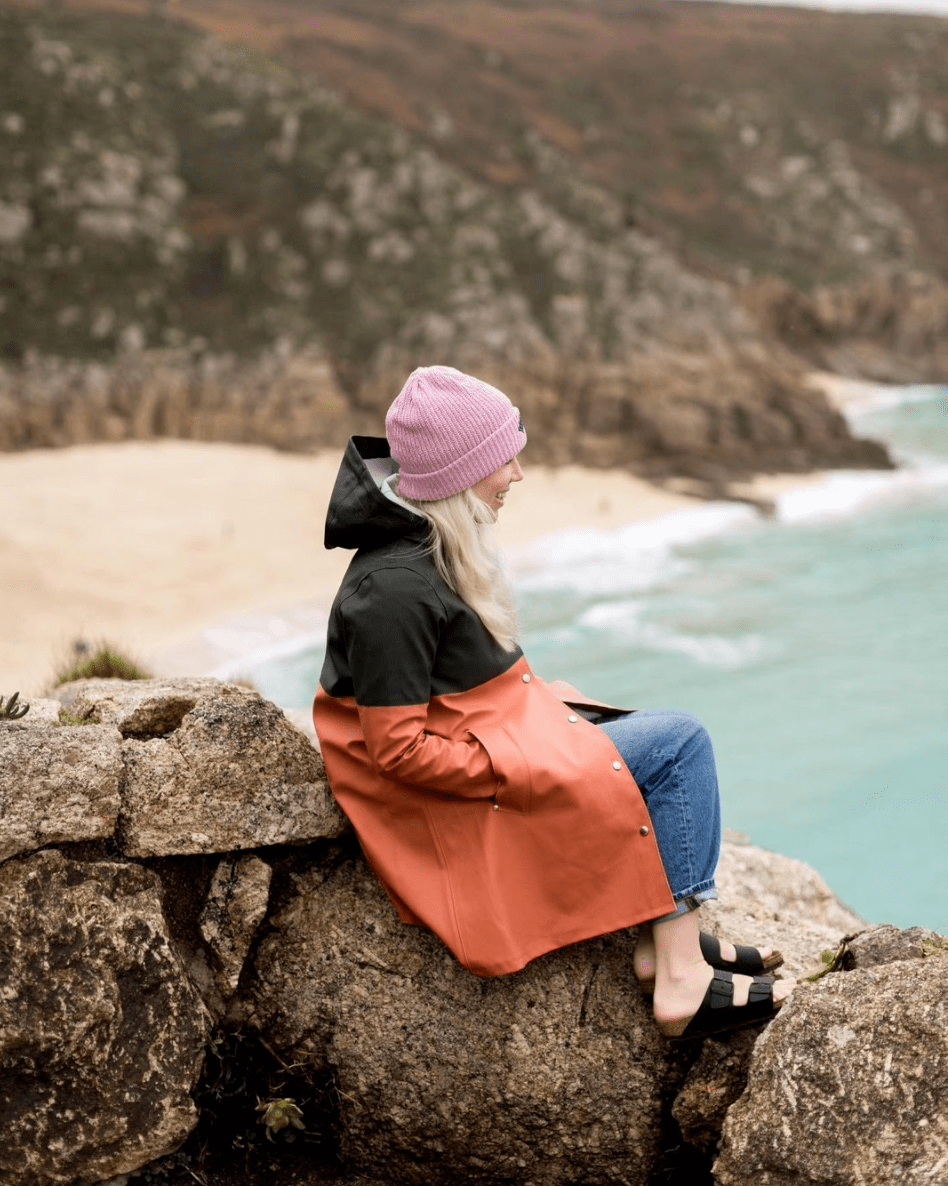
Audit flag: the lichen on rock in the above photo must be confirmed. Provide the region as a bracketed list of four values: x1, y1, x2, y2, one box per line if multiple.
[0, 717, 122, 862]
[52, 676, 348, 856]
[0, 850, 210, 1186]
[714, 952, 948, 1185]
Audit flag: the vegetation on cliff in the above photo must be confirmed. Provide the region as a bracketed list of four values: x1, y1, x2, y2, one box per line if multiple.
[2, 3, 939, 477]
[0, 8, 755, 367]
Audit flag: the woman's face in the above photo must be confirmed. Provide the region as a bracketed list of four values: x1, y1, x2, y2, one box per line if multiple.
[471, 457, 524, 513]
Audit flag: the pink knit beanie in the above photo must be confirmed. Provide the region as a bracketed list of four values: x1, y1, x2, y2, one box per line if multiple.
[386, 366, 526, 501]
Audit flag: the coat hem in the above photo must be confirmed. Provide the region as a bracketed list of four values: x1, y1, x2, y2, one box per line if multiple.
[457, 905, 676, 979]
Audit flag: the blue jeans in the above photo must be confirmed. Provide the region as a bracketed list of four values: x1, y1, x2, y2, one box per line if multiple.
[597, 709, 720, 923]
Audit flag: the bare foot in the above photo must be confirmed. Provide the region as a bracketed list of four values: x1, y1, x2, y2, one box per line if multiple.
[653, 962, 796, 1038]
[634, 926, 779, 991]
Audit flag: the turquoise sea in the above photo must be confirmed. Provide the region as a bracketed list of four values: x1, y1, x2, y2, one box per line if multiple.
[248, 384, 948, 934]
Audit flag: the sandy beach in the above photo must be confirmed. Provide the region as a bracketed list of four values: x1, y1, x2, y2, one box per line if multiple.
[0, 372, 861, 700]
[1, 442, 710, 696]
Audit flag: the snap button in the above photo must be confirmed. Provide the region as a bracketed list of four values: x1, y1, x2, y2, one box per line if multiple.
[522, 673, 531, 683]
[493, 803, 500, 811]
[639, 825, 650, 836]
[612, 760, 622, 770]
[567, 714, 578, 723]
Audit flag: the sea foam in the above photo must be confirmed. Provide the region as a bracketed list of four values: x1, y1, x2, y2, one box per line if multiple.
[512, 503, 758, 595]
[773, 463, 948, 524]
[575, 599, 770, 668]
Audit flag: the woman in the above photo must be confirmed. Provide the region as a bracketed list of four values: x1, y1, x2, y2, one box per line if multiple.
[313, 365, 793, 1039]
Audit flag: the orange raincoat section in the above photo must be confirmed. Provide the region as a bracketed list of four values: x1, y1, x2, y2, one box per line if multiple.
[314, 654, 674, 977]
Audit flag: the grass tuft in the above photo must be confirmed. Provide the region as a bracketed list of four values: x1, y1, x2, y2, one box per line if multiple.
[54, 641, 153, 687]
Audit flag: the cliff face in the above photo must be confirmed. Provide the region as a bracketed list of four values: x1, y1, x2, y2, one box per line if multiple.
[0, 7, 898, 479]
[17, 2, 948, 308]
[742, 271, 948, 383]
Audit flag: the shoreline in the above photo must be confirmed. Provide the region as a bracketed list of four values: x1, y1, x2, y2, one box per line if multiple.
[0, 372, 911, 699]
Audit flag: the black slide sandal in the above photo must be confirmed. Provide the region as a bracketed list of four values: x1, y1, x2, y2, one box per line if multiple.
[699, 931, 784, 977]
[661, 969, 784, 1041]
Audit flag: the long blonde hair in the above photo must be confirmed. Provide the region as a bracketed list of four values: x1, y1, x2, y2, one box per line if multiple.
[395, 481, 519, 652]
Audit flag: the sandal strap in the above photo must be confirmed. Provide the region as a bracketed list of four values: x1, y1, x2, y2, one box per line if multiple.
[699, 932, 724, 964]
[668, 968, 784, 1041]
[699, 931, 783, 976]
[708, 969, 734, 1010]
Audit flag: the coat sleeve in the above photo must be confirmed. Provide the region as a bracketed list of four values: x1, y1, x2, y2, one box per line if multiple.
[340, 566, 500, 798]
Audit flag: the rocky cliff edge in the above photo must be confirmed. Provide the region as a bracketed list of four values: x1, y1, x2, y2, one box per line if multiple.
[1, 677, 945, 1186]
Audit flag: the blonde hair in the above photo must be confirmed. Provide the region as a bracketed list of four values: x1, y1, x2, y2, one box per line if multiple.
[395, 481, 519, 652]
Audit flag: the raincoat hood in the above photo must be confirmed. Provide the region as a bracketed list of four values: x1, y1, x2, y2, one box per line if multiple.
[324, 436, 428, 552]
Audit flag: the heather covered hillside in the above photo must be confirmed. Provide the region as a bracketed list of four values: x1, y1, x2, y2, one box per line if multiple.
[4, 2, 944, 478]
[110, 0, 948, 380]
[175, 0, 948, 381]
[243, 0, 948, 288]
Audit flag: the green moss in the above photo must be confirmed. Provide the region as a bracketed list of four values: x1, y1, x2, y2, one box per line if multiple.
[57, 700, 102, 726]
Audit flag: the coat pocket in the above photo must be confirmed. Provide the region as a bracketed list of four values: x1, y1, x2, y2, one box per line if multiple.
[468, 724, 532, 814]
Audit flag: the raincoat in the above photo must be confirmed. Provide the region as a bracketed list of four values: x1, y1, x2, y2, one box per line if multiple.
[313, 436, 674, 976]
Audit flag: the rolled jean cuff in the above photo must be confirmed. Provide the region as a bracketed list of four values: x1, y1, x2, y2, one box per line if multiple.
[650, 885, 718, 925]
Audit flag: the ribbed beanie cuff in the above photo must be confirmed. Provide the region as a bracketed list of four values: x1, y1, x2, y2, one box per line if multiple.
[386, 366, 526, 501]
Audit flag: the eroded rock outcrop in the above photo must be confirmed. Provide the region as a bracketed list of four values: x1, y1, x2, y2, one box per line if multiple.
[55, 677, 348, 855]
[743, 271, 948, 384]
[714, 939, 948, 1185]
[0, 715, 122, 861]
[247, 855, 675, 1186]
[245, 840, 865, 1186]
[0, 676, 943, 1186]
[0, 677, 342, 1186]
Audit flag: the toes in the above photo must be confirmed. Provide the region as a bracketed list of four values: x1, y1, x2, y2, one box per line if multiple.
[729, 973, 791, 1008]
[732, 974, 795, 1009]
[773, 978, 796, 1005]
